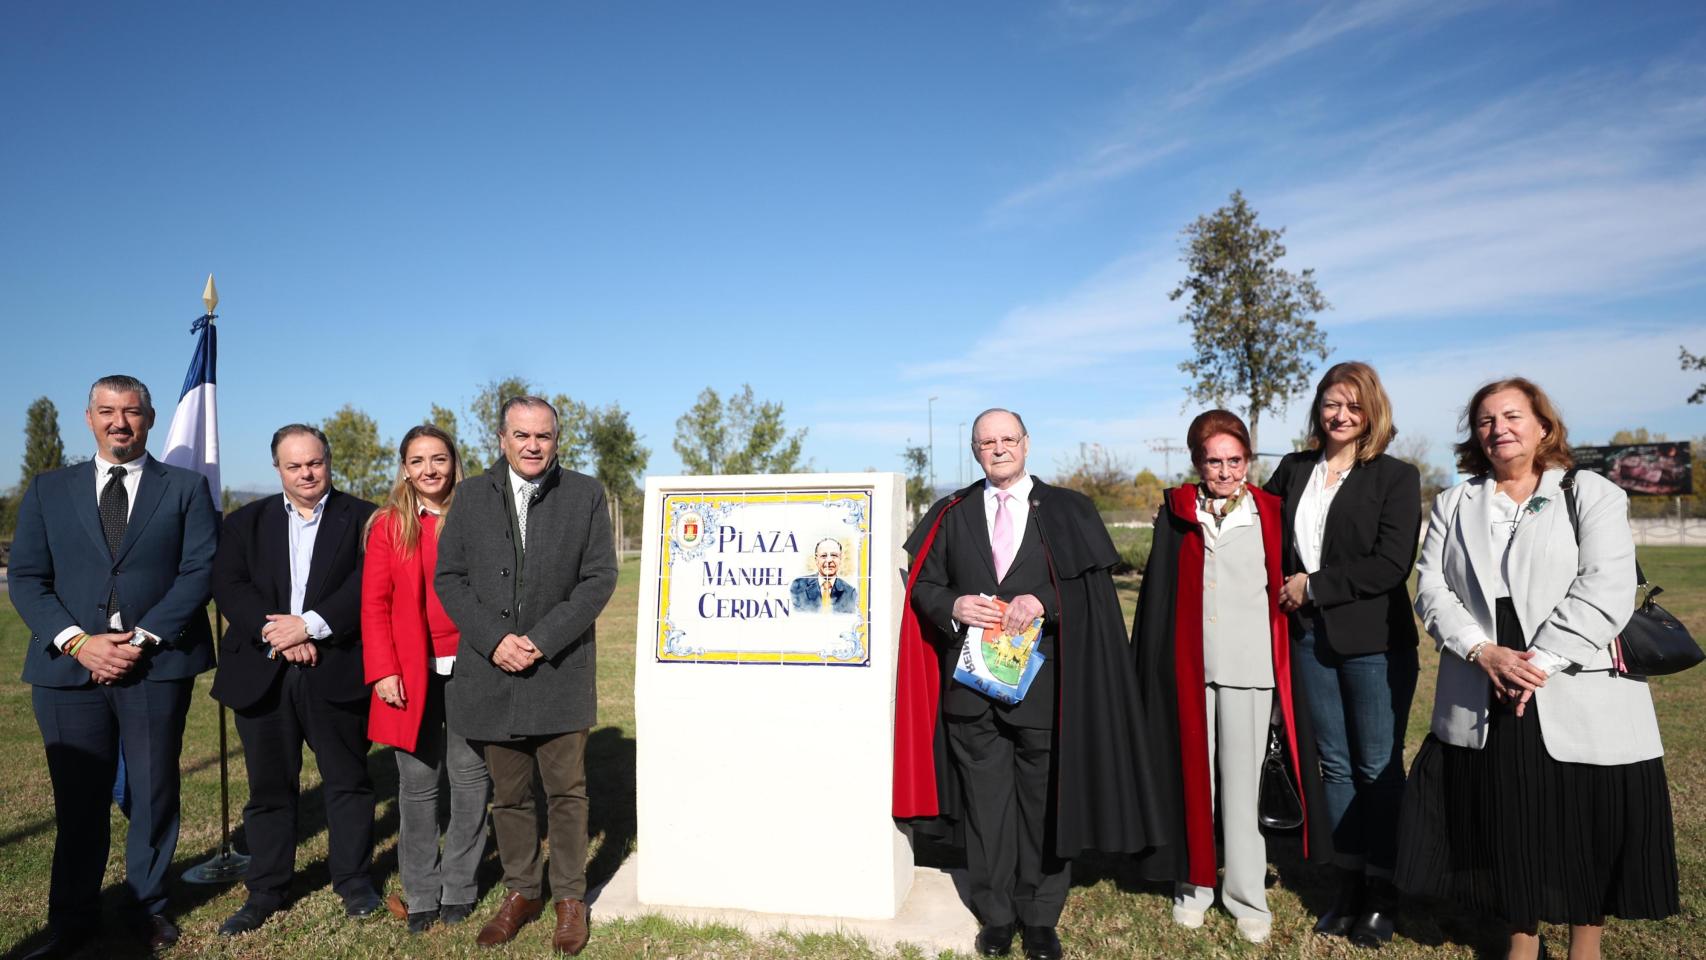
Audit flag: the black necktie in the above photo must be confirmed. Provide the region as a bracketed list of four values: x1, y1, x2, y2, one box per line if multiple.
[100, 465, 128, 615]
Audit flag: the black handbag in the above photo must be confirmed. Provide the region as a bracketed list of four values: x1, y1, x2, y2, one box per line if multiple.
[1562, 469, 1703, 677]
[1257, 704, 1304, 832]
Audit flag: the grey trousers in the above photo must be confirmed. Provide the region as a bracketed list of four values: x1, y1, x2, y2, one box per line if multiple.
[396, 673, 491, 911]
[1176, 684, 1274, 921]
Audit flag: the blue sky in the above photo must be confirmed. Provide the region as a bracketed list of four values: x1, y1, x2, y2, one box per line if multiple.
[3, 1, 1703, 494]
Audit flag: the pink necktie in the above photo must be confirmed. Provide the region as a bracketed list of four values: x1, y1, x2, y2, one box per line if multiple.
[991, 491, 1015, 582]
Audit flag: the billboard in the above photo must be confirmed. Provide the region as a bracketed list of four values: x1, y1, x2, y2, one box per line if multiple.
[1571, 443, 1693, 496]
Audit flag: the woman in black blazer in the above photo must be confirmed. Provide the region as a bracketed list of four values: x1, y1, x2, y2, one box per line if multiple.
[1263, 361, 1421, 948]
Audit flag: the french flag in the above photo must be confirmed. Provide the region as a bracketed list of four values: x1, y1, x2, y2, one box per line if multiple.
[162, 275, 220, 499]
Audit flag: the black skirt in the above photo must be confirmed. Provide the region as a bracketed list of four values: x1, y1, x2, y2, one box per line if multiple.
[1395, 599, 1679, 927]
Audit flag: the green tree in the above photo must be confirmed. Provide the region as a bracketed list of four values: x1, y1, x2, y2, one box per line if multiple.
[469, 376, 536, 470]
[586, 403, 649, 550]
[319, 404, 393, 503]
[430, 403, 482, 475]
[1389, 434, 1451, 509]
[1054, 443, 1139, 513]
[20, 396, 66, 485]
[1172, 189, 1331, 455]
[1610, 428, 1662, 444]
[901, 443, 930, 520]
[673, 384, 806, 475]
[1681, 347, 1706, 405]
[549, 393, 592, 472]
[6, 396, 67, 534]
[1132, 467, 1165, 519]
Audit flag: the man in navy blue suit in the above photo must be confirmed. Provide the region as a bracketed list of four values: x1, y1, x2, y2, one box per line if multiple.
[11, 375, 220, 957]
[788, 537, 859, 614]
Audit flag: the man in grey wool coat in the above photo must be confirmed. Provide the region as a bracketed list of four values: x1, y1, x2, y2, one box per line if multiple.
[434, 395, 618, 956]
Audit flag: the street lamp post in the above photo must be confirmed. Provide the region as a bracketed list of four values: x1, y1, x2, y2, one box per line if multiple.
[957, 422, 966, 484]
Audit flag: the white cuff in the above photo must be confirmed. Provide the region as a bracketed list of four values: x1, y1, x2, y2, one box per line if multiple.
[52, 627, 82, 651]
[132, 626, 162, 647]
[1529, 648, 1570, 677]
[302, 610, 333, 640]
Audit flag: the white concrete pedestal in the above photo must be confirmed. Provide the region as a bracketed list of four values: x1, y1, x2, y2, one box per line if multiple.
[633, 473, 916, 920]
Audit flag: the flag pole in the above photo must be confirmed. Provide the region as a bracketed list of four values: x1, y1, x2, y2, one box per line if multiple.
[179, 275, 249, 884]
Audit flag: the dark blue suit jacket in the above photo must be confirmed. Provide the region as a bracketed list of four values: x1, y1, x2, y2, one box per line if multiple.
[789, 575, 858, 614]
[12, 456, 220, 687]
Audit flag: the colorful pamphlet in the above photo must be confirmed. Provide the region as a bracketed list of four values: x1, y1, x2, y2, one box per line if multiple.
[952, 595, 1045, 705]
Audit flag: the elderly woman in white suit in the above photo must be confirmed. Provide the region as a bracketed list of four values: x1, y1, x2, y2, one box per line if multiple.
[1396, 377, 1678, 960]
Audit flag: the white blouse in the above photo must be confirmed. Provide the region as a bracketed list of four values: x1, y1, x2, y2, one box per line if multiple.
[1293, 456, 1351, 574]
[1483, 488, 1569, 674]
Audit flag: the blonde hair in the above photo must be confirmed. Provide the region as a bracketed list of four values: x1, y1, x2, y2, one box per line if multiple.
[1307, 361, 1396, 462]
[364, 424, 465, 555]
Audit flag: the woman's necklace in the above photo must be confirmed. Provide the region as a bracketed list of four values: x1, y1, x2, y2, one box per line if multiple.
[1497, 473, 1551, 545]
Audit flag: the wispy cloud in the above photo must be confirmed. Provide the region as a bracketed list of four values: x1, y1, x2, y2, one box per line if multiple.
[1045, 0, 1172, 41]
[1172, 0, 1483, 106]
[996, 0, 1489, 219]
[898, 251, 1180, 381]
[987, 138, 1188, 222]
[1274, 62, 1706, 322]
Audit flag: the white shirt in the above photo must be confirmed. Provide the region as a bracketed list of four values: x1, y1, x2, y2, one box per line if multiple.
[983, 474, 1034, 561]
[1293, 456, 1350, 575]
[1484, 489, 1568, 676]
[284, 493, 333, 641]
[54, 455, 158, 649]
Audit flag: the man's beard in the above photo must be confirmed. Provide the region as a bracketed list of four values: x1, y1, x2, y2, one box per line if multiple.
[110, 441, 139, 460]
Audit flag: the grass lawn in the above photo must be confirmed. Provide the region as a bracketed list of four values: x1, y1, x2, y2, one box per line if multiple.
[1, 547, 1702, 959]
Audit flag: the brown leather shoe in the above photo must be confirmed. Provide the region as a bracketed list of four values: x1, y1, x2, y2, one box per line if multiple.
[552, 899, 589, 956]
[475, 891, 544, 947]
[385, 892, 410, 921]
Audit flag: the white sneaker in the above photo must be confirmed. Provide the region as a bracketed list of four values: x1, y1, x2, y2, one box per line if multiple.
[1171, 905, 1205, 929]
[1236, 917, 1272, 943]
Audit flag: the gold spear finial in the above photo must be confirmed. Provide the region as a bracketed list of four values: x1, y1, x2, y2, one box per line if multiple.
[202, 273, 219, 316]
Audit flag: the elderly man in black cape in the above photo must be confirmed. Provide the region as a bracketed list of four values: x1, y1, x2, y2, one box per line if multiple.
[892, 408, 1163, 960]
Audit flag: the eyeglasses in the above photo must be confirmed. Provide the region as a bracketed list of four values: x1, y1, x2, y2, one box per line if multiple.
[974, 436, 1024, 451]
[1201, 457, 1245, 473]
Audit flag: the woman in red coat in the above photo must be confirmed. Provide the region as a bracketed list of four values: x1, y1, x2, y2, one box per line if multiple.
[1131, 410, 1328, 945]
[362, 424, 489, 933]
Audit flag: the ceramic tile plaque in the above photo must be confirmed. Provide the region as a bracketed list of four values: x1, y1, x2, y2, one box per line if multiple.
[655, 488, 872, 665]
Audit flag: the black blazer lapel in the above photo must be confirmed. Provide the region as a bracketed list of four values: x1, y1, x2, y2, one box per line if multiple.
[260, 497, 292, 611]
[302, 492, 350, 607]
[114, 457, 169, 563]
[1001, 514, 1046, 586]
[962, 489, 999, 583]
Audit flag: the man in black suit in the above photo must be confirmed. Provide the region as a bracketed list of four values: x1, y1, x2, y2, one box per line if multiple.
[209, 424, 380, 935]
[903, 409, 1156, 960]
[11, 375, 220, 957]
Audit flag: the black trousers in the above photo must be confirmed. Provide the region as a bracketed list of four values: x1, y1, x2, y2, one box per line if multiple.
[946, 707, 1070, 927]
[233, 667, 374, 908]
[33, 677, 193, 926]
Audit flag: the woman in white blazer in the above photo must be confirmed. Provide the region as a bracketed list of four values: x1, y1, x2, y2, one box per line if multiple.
[1396, 377, 1678, 960]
